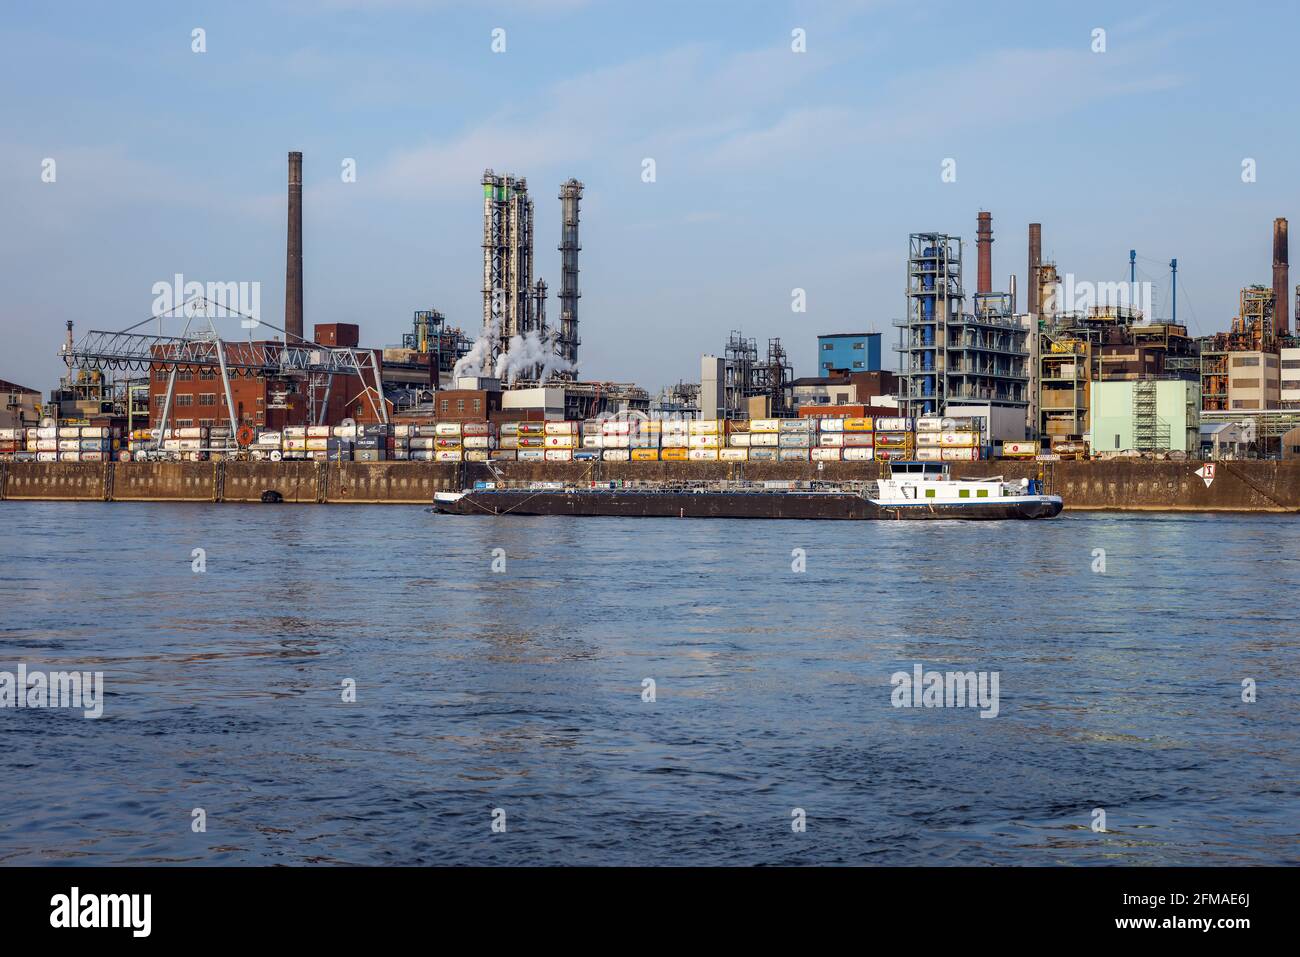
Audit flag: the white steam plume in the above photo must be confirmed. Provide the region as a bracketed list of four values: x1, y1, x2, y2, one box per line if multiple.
[494, 329, 575, 386]
[452, 315, 500, 379]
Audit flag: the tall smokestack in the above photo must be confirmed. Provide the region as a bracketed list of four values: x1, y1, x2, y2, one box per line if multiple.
[1028, 223, 1042, 316]
[1273, 217, 1289, 337]
[976, 211, 993, 294]
[285, 151, 304, 342]
[557, 178, 583, 371]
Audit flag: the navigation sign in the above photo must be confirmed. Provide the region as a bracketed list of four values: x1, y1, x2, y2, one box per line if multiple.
[1195, 463, 1215, 488]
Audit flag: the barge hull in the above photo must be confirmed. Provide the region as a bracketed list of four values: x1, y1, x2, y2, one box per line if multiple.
[434, 490, 1062, 520]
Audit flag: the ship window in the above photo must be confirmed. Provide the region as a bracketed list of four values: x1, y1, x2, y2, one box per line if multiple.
[959, 489, 970, 498]
[925, 488, 936, 498]
[977, 489, 988, 498]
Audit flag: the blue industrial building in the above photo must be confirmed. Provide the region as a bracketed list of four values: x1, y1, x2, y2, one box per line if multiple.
[817, 332, 881, 375]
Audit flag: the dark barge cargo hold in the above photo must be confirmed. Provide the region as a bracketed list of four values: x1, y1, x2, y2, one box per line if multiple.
[432, 462, 1064, 521]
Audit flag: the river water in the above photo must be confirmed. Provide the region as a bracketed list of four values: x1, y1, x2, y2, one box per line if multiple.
[0, 502, 1296, 865]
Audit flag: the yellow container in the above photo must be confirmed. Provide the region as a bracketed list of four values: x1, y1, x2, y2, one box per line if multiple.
[843, 417, 873, 432]
[630, 448, 660, 461]
[660, 447, 688, 462]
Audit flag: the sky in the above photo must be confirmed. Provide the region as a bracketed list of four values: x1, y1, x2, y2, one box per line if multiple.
[2, 0, 1298, 394]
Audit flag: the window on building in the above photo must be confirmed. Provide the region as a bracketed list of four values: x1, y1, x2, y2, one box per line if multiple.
[1232, 379, 1260, 389]
[852, 342, 863, 350]
[153, 394, 165, 407]
[199, 393, 217, 406]
[853, 361, 864, 369]
[175, 419, 192, 428]
[199, 419, 215, 428]
[440, 400, 449, 414]
[177, 370, 193, 381]
[822, 343, 833, 351]
[1282, 359, 1300, 370]
[200, 368, 215, 380]
[155, 369, 168, 381]
[1232, 356, 1260, 367]
[456, 399, 465, 413]
[1282, 379, 1300, 391]
[958, 489, 970, 498]
[977, 489, 989, 498]
[176, 394, 193, 406]
[1115, 434, 1121, 449]
[473, 398, 481, 412]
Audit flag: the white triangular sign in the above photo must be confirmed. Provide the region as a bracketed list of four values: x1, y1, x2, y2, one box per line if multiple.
[1195, 464, 1215, 488]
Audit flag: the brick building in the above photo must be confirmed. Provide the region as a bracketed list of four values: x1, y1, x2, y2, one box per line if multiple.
[148, 324, 387, 429]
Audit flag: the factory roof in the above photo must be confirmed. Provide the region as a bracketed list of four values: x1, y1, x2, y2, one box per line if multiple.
[0, 378, 39, 394]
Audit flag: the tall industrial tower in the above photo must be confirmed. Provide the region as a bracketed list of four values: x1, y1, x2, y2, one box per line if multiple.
[557, 179, 584, 371]
[482, 170, 537, 351]
[895, 233, 964, 418]
[285, 151, 304, 342]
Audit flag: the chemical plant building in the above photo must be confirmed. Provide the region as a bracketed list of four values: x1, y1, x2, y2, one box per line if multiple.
[818, 333, 881, 374]
[881, 212, 1300, 459]
[1, 379, 41, 431]
[14, 145, 1300, 466]
[893, 218, 1034, 445]
[145, 323, 389, 431]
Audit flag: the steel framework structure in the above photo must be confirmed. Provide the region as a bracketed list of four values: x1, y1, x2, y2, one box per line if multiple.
[482, 170, 536, 348]
[62, 301, 387, 445]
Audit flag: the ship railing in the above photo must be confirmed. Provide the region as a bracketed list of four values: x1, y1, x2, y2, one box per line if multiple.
[547, 478, 878, 496]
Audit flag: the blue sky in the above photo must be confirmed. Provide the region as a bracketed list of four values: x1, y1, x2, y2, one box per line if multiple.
[2, 0, 1297, 393]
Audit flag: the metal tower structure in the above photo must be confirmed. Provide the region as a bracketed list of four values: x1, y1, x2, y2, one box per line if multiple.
[557, 178, 584, 372]
[532, 279, 548, 336]
[895, 233, 964, 417]
[720, 331, 793, 418]
[482, 170, 536, 351]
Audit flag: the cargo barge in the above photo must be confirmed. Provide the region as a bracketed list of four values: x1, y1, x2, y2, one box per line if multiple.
[432, 462, 1063, 520]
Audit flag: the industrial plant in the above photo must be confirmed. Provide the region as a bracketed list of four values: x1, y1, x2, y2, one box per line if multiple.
[3, 150, 1300, 467]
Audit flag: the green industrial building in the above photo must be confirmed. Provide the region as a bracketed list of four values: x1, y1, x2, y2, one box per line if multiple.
[1087, 379, 1201, 453]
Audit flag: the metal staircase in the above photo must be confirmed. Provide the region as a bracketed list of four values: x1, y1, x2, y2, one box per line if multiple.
[1133, 380, 1171, 451]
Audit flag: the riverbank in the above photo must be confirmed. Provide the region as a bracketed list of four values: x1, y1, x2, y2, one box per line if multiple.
[2, 459, 1298, 511]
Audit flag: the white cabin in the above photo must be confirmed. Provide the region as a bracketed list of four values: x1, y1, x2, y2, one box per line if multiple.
[871, 461, 1034, 506]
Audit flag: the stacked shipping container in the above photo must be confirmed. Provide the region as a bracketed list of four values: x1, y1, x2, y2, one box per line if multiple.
[1, 416, 992, 464]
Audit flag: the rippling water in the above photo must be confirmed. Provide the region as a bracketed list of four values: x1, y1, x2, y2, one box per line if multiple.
[0, 502, 1297, 865]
